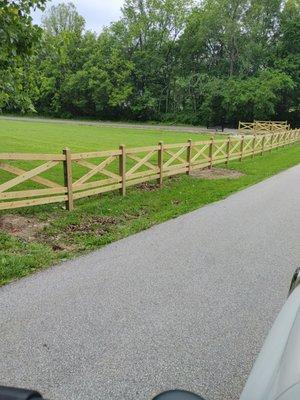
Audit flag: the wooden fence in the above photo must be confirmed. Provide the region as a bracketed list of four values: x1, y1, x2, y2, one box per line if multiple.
[0, 130, 300, 211]
[239, 120, 290, 134]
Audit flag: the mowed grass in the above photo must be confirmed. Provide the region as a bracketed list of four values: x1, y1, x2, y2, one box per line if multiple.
[1, 119, 300, 285]
[0, 119, 215, 153]
[0, 119, 219, 189]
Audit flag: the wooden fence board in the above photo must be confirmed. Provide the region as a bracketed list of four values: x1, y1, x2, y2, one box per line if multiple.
[73, 183, 123, 200]
[126, 150, 156, 177]
[191, 144, 210, 163]
[0, 162, 63, 189]
[0, 161, 58, 193]
[0, 194, 68, 210]
[0, 187, 67, 200]
[126, 174, 160, 187]
[73, 177, 121, 192]
[164, 147, 187, 169]
[74, 156, 116, 185]
[0, 153, 65, 161]
[75, 159, 120, 180]
[71, 149, 121, 160]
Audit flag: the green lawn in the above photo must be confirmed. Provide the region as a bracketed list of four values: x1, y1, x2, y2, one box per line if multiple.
[1, 119, 300, 286]
[0, 119, 215, 153]
[0, 119, 224, 190]
[0, 119, 220, 190]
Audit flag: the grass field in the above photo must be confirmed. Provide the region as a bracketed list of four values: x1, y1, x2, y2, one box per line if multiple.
[1, 119, 300, 286]
[0, 119, 216, 153]
[0, 119, 221, 190]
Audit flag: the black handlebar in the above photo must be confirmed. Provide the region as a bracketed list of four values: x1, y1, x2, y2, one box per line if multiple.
[0, 387, 206, 400]
[0, 386, 44, 400]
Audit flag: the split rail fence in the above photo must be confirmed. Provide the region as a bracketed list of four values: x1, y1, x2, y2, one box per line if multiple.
[239, 120, 290, 134]
[0, 129, 300, 211]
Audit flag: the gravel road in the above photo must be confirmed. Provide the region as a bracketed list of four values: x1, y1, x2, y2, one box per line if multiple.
[0, 115, 238, 135]
[1, 165, 300, 400]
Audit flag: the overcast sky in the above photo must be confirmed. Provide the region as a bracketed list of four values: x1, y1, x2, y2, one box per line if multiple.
[32, 0, 124, 33]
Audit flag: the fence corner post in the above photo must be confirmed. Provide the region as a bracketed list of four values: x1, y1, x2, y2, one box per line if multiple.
[225, 135, 231, 165]
[119, 144, 126, 196]
[209, 135, 214, 169]
[186, 139, 192, 175]
[270, 133, 274, 152]
[288, 131, 292, 145]
[63, 147, 74, 211]
[261, 135, 266, 156]
[240, 135, 245, 162]
[157, 141, 164, 187]
[251, 134, 256, 158]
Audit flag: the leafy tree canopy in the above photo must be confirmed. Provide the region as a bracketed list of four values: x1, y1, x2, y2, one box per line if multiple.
[1, 0, 300, 126]
[0, 0, 46, 111]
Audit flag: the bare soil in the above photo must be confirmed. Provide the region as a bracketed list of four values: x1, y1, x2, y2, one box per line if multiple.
[136, 182, 159, 191]
[190, 167, 244, 180]
[64, 216, 118, 235]
[0, 214, 49, 241]
[36, 215, 119, 252]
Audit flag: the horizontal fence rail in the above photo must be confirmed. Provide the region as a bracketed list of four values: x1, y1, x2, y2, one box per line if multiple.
[0, 129, 300, 211]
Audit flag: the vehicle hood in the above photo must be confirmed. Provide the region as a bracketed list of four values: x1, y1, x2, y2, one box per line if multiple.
[240, 285, 300, 400]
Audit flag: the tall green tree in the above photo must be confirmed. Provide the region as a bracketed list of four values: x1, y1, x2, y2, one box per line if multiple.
[275, 0, 300, 125]
[41, 2, 85, 35]
[0, 0, 46, 112]
[121, 0, 194, 119]
[34, 2, 87, 116]
[61, 23, 134, 118]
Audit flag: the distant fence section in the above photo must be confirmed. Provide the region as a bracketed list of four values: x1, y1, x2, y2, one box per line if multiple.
[0, 130, 300, 211]
[239, 120, 290, 134]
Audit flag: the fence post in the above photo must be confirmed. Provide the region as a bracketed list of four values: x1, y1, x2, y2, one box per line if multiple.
[270, 133, 274, 152]
[225, 135, 231, 165]
[209, 136, 214, 169]
[261, 135, 266, 156]
[239, 135, 244, 162]
[186, 139, 192, 175]
[252, 135, 256, 158]
[157, 141, 164, 187]
[63, 148, 74, 211]
[119, 144, 126, 196]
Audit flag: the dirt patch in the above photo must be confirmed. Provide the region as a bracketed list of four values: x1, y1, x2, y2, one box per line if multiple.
[50, 243, 76, 252]
[36, 215, 119, 252]
[65, 216, 118, 235]
[0, 214, 49, 241]
[136, 182, 159, 191]
[190, 167, 244, 180]
[122, 209, 148, 221]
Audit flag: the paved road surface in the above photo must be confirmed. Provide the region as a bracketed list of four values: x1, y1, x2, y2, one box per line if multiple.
[1, 166, 300, 400]
[0, 115, 238, 135]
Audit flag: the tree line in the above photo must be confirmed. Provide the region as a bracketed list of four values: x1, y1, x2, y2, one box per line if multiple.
[1, 0, 299, 127]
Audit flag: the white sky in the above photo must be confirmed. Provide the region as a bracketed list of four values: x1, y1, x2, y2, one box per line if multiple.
[32, 0, 124, 33]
